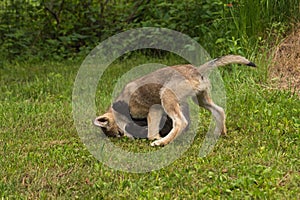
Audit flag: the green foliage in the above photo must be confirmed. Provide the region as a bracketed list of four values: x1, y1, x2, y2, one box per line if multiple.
[0, 0, 299, 61]
[200, 0, 298, 57]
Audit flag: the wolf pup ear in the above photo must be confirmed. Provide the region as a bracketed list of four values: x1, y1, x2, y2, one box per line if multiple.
[94, 116, 109, 127]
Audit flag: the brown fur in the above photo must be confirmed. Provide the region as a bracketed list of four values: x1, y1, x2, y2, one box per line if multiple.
[94, 55, 256, 146]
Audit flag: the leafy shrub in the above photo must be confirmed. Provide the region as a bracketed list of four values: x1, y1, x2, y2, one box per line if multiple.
[0, 0, 299, 62]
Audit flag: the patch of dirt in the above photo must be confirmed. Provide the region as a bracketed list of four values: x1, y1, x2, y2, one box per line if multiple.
[270, 24, 300, 97]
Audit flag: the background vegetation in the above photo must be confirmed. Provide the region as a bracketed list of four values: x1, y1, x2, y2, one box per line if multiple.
[1, 0, 299, 199]
[0, 0, 299, 61]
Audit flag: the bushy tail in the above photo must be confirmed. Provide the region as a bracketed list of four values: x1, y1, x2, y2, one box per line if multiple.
[198, 55, 256, 73]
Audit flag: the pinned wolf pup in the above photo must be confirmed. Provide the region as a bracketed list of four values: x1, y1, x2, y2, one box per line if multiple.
[94, 55, 256, 146]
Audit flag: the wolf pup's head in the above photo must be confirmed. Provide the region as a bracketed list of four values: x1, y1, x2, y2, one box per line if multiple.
[94, 112, 124, 137]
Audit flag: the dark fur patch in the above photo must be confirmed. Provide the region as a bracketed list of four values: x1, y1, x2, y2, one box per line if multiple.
[247, 62, 256, 67]
[159, 115, 172, 137]
[114, 101, 191, 139]
[125, 116, 172, 138]
[112, 101, 148, 138]
[125, 104, 191, 138]
[125, 122, 148, 138]
[112, 101, 131, 118]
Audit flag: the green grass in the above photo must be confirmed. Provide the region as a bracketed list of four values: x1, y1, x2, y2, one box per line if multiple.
[1, 56, 299, 199]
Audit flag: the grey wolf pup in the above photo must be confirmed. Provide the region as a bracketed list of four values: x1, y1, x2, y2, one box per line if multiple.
[94, 55, 256, 146]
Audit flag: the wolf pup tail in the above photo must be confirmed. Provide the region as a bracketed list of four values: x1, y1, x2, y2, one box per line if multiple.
[198, 55, 256, 73]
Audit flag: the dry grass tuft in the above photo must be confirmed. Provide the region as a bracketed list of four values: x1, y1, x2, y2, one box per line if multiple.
[270, 24, 300, 97]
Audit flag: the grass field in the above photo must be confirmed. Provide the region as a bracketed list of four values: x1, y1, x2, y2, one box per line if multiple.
[1, 55, 299, 199]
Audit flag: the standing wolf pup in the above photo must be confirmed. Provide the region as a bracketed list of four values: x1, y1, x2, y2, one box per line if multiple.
[94, 55, 256, 146]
